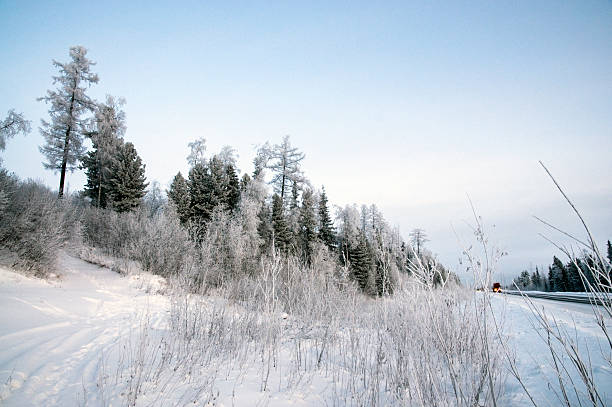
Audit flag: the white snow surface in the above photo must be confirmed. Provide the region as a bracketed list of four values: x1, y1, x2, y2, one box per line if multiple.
[1, 253, 610, 406]
[0, 253, 169, 406]
[495, 293, 612, 406]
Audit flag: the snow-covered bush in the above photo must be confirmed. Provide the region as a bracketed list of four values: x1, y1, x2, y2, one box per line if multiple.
[0, 173, 77, 275]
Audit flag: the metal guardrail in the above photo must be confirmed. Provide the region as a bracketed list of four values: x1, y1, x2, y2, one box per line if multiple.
[503, 290, 611, 307]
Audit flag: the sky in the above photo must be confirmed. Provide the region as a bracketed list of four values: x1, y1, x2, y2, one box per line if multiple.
[1, 0, 611, 282]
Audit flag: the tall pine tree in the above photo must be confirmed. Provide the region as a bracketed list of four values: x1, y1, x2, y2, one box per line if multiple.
[81, 96, 125, 207]
[298, 188, 317, 265]
[350, 231, 372, 292]
[107, 142, 147, 212]
[168, 172, 190, 224]
[318, 187, 335, 250]
[271, 194, 292, 253]
[39, 46, 99, 198]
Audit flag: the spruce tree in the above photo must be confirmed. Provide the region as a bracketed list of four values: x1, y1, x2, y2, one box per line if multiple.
[350, 232, 372, 292]
[168, 172, 190, 224]
[225, 164, 240, 212]
[298, 188, 317, 265]
[257, 201, 273, 251]
[188, 162, 212, 225]
[82, 96, 125, 207]
[607, 240, 612, 264]
[38, 46, 99, 198]
[318, 187, 335, 250]
[271, 194, 291, 253]
[240, 173, 251, 193]
[107, 142, 148, 212]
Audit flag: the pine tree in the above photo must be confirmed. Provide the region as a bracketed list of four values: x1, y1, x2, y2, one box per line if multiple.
[318, 187, 335, 250]
[81, 96, 125, 207]
[38, 46, 99, 198]
[271, 194, 292, 253]
[168, 172, 190, 224]
[607, 240, 612, 264]
[257, 201, 273, 251]
[225, 164, 240, 212]
[548, 266, 555, 292]
[566, 260, 582, 292]
[298, 188, 317, 265]
[550, 256, 568, 292]
[240, 173, 251, 192]
[188, 162, 212, 225]
[350, 231, 372, 292]
[107, 142, 148, 212]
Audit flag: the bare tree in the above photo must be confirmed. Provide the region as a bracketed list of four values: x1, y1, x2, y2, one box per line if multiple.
[39, 46, 99, 198]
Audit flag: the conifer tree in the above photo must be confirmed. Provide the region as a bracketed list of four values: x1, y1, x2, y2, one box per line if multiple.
[82, 96, 125, 207]
[225, 164, 240, 212]
[260, 135, 305, 201]
[271, 194, 291, 253]
[318, 187, 335, 250]
[607, 240, 612, 265]
[240, 173, 251, 193]
[168, 172, 190, 224]
[351, 231, 372, 292]
[188, 162, 211, 225]
[107, 142, 147, 212]
[257, 201, 273, 251]
[38, 46, 99, 198]
[298, 188, 317, 265]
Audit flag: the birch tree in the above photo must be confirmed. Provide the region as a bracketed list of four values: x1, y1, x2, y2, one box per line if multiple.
[39, 46, 99, 198]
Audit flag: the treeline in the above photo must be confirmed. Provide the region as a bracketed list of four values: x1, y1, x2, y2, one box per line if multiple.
[0, 45, 455, 296]
[511, 242, 612, 292]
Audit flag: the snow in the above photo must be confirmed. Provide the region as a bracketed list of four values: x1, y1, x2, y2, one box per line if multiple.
[0, 252, 169, 406]
[495, 294, 612, 406]
[1, 254, 610, 406]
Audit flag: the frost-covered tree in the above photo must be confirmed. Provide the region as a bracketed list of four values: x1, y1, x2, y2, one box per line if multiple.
[107, 142, 147, 212]
[351, 231, 372, 292]
[168, 172, 191, 224]
[225, 164, 240, 213]
[0, 110, 30, 151]
[298, 188, 317, 264]
[81, 95, 125, 207]
[187, 137, 207, 167]
[38, 46, 99, 198]
[188, 163, 211, 226]
[260, 135, 305, 201]
[409, 228, 429, 256]
[318, 187, 335, 250]
[271, 194, 292, 253]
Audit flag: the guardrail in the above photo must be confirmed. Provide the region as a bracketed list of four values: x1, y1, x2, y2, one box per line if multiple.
[503, 290, 611, 307]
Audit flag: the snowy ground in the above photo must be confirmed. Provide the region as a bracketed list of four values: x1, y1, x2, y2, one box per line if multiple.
[0, 253, 169, 406]
[496, 293, 612, 406]
[1, 254, 610, 406]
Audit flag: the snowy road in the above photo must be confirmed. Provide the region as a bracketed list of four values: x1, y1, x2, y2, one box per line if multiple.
[496, 293, 612, 406]
[0, 253, 168, 406]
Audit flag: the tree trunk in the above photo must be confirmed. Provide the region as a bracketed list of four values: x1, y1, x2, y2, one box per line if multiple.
[58, 83, 76, 199]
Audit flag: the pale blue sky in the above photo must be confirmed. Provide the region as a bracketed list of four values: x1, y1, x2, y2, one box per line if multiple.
[1, 1, 611, 280]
